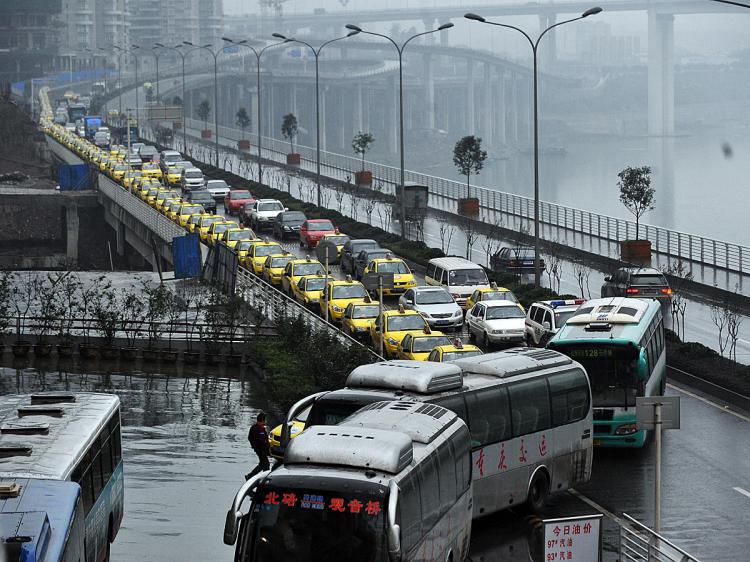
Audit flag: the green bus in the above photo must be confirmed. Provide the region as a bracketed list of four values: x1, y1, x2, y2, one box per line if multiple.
[547, 297, 665, 447]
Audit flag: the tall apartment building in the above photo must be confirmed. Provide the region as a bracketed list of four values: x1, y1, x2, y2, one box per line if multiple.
[96, 0, 130, 50]
[199, 0, 223, 47]
[130, 0, 223, 50]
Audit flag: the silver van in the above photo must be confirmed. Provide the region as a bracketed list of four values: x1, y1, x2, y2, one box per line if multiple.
[424, 257, 490, 309]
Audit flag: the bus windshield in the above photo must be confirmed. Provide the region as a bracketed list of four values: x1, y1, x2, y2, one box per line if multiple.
[556, 344, 640, 407]
[249, 485, 387, 562]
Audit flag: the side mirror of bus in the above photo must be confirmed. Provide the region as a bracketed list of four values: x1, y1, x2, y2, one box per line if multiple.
[387, 524, 401, 561]
[224, 508, 241, 545]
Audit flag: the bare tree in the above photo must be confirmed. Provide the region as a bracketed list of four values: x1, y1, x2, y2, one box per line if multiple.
[544, 252, 563, 294]
[479, 219, 502, 268]
[463, 219, 480, 260]
[334, 187, 346, 214]
[572, 260, 592, 299]
[710, 302, 730, 357]
[662, 261, 693, 340]
[364, 198, 376, 225]
[727, 300, 743, 364]
[439, 222, 456, 255]
[347, 190, 359, 221]
[377, 204, 392, 233]
[321, 187, 332, 209]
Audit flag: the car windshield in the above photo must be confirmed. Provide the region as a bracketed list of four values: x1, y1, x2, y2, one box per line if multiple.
[411, 336, 451, 352]
[332, 285, 367, 299]
[188, 215, 203, 225]
[230, 190, 252, 200]
[255, 244, 283, 257]
[283, 213, 306, 222]
[185, 171, 202, 178]
[415, 290, 453, 305]
[485, 306, 525, 320]
[554, 310, 577, 326]
[213, 224, 232, 234]
[229, 230, 255, 241]
[352, 305, 379, 319]
[236, 241, 254, 251]
[376, 261, 409, 274]
[386, 314, 425, 331]
[307, 221, 335, 231]
[361, 251, 389, 262]
[630, 274, 668, 286]
[181, 205, 201, 214]
[483, 291, 518, 303]
[351, 242, 379, 253]
[207, 180, 228, 188]
[249, 484, 387, 562]
[303, 278, 329, 291]
[270, 256, 293, 268]
[190, 192, 212, 202]
[323, 235, 349, 245]
[143, 163, 157, 169]
[295, 263, 325, 276]
[448, 268, 488, 286]
[259, 202, 284, 212]
[441, 350, 483, 361]
[201, 217, 221, 227]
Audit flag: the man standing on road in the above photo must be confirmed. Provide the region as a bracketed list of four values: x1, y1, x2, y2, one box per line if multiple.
[246, 412, 270, 481]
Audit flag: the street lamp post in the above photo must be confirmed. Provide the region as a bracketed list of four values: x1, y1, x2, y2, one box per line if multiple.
[345, 22, 454, 239]
[156, 43, 192, 151]
[111, 46, 126, 118]
[130, 45, 141, 127]
[222, 38, 288, 186]
[465, 8, 602, 287]
[152, 47, 162, 103]
[184, 41, 221, 166]
[271, 31, 359, 208]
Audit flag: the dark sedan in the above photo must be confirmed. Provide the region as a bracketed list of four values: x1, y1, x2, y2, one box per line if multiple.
[353, 247, 393, 280]
[273, 210, 307, 240]
[184, 189, 217, 214]
[341, 239, 380, 275]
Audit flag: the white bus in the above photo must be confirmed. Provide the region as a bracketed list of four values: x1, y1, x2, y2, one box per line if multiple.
[0, 392, 124, 562]
[280, 348, 593, 517]
[224, 401, 472, 562]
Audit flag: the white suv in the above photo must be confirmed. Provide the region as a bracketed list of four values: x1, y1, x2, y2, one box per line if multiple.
[247, 199, 286, 231]
[466, 300, 527, 348]
[180, 167, 204, 191]
[525, 299, 584, 347]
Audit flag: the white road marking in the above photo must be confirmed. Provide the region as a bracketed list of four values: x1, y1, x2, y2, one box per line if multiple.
[666, 383, 750, 423]
[733, 487, 750, 499]
[568, 489, 622, 525]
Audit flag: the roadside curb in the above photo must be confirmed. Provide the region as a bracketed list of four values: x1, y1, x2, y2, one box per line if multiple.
[667, 365, 750, 412]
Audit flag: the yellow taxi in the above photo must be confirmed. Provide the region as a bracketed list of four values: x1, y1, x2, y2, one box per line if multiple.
[98, 156, 113, 173]
[396, 327, 452, 361]
[281, 257, 326, 295]
[268, 405, 310, 460]
[318, 232, 350, 257]
[134, 178, 159, 199]
[342, 299, 381, 339]
[177, 203, 205, 228]
[206, 220, 239, 246]
[165, 200, 185, 222]
[222, 228, 259, 251]
[361, 255, 417, 296]
[143, 186, 162, 205]
[321, 277, 369, 323]
[154, 190, 180, 211]
[465, 282, 521, 310]
[369, 306, 428, 359]
[427, 340, 484, 362]
[242, 240, 284, 273]
[186, 213, 212, 234]
[121, 171, 143, 190]
[198, 215, 225, 243]
[261, 253, 294, 286]
[166, 165, 185, 186]
[141, 162, 163, 180]
[110, 164, 129, 182]
[291, 275, 335, 309]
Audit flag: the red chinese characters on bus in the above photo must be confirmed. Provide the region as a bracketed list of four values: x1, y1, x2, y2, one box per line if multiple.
[263, 491, 279, 505]
[475, 449, 485, 477]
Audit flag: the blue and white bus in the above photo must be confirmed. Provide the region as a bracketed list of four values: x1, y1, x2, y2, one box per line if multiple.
[547, 297, 666, 447]
[0, 478, 85, 561]
[0, 392, 124, 561]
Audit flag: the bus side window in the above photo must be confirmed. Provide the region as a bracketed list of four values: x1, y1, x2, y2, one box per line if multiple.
[451, 425, 471, 491]
[91, 448, 105, 500]
[398, 473, 422, 555]
[465, 387, 511, 446]
[436, 442, 457, 513]
[508, 379, 551, 437]
[73, 451, 95, 515]
[417, 455, 440, 533]
[548, 370, 590, 426]
[426, 263, 437, 281]
[112, 422, 122, 466]
[100, 433, 113, 483]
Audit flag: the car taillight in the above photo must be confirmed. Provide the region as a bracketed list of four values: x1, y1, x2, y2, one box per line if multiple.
[661, 288, 672, 295]
[625, 287, 639, 294]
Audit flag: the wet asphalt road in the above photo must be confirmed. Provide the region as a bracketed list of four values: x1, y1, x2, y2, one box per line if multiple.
[2, 359, 748, 562]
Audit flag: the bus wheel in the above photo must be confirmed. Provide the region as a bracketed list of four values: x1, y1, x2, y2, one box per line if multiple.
[526, 471, 549, 513]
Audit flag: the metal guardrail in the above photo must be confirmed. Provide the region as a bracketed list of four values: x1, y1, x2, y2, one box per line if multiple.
[97, 175, 184, 243]
[234, 266, 382, 361]
[619, 514, 700, 562]
[184, 116, 750, 276]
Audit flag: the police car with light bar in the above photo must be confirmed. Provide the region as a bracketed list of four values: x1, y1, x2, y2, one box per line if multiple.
[525, 298, 585, 347]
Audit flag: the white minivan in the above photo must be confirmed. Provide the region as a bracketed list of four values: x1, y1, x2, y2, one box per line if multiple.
[424, 256, 490, 309]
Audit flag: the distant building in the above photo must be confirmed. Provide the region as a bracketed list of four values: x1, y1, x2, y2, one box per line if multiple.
[574, 21, 642, 66]
[129, 0, 223, 51]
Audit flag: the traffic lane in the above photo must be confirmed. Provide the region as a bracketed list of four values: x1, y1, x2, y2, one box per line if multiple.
[574, 385, 750, 560]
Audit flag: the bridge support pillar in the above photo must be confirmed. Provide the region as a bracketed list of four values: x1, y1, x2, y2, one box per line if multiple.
[423, 53, 435, 129]
[539, 13, 557, 67]
[509, 76, 519, 144]
[482, 62, 493, 145]
[320, 86, 327, 152]
[116, 220, 125, 257]
[387, 76, 398, 155]
[497, 71, 507, 145]
[466, 59, 475, 134]
[648, 10, 674, 137]
[355, 83, 364, 132]
[64, 202, 79, 266]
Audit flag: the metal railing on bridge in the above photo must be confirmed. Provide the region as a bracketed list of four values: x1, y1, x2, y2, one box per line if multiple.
[184, 116, 749, 277]
[619, 514, 700, 562]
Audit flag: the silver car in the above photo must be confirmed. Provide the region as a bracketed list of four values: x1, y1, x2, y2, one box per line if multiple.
[398, 286, 463, 330]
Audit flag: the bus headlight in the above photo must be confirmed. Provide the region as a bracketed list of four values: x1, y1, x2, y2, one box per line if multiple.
[615, 424, 638, 435]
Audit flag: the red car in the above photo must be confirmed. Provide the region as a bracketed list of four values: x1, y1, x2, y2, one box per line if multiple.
[299, 219, 336, 249]
[224, 189, 255, 214]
